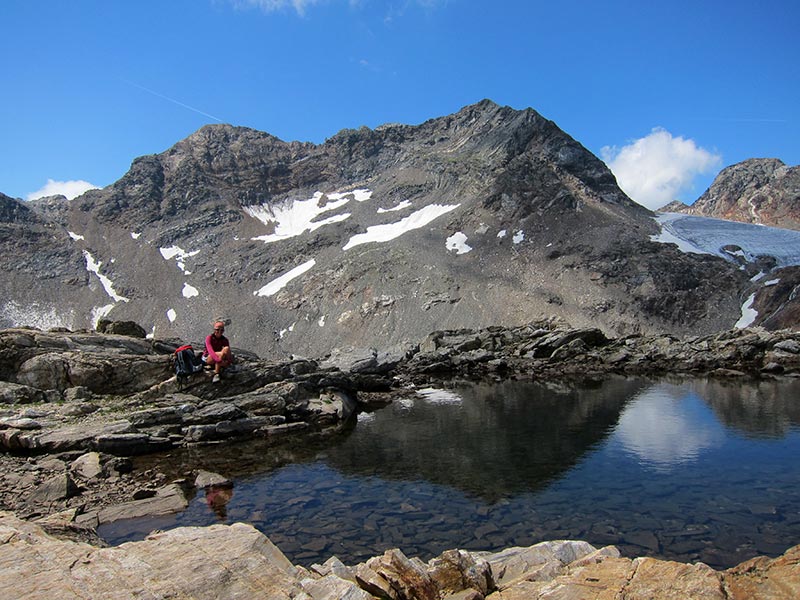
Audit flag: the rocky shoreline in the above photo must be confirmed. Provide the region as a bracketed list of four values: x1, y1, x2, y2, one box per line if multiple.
[2, 321, 800, 598]
[2, 510, 797, 599]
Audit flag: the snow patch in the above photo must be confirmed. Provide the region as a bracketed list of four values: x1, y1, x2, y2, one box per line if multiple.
[735, 293, 758, 329]
[2, 301, 74, 330]
[318, 315, 326, 327]
[377, 200, 412, 214]
[131, 232, 141, 240]
[446, 232, 472, 254]
[68, 231, 84, 241]
[764, 279, 780, 286]
[182, 283, 199, 298]
[167, 308, 177, 322]
[513, 230, 525, 244]
[246, 190, 363, 243]
[497, 229, 507, 239]
[83, 251, 129, 303]
[278, 322, 296, 339]
[91, 304, 115, 328]
[160, 246, 199, 275]
[255, 259, 316, 297]
[343, 203, 461, 250]
[416, 387, 463, 405]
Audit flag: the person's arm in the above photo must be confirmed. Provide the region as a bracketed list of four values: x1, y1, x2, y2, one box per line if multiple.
[205, 335, 220, 363]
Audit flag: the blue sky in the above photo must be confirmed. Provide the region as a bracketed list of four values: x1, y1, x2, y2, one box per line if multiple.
[1, 0, 798, 210]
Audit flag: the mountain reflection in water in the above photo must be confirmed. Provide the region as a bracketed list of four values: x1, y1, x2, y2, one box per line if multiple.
[322, 378, 642, 502]
[103, 376, 800, 570]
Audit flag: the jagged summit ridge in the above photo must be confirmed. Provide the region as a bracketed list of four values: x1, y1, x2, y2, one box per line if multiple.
[662, 158, 800, 230]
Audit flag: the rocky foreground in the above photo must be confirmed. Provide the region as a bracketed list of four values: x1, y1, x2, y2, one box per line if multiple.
[2, 321, 800, 598]
[2, 511, 798, 599]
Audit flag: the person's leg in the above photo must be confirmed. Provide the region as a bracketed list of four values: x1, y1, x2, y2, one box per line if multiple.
[213, 347, 232, 376]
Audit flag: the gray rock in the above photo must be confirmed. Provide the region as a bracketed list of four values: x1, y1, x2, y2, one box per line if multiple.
[95, 483, 189, 524]
[60, 402, 100, 417]
[0, 417, 41, 430]
[70, 452, 103, 480]
[195, 470, 232, 489]
[188, 401, 246, 424]
[63, 386, 92, 402]
[0, 381, 48, 404]
[27, 473, 80, 504]
[482, 540, 597, 590]
[300, 574, 375, 600]
[128, 407, 184, 427]
[94, 433, 173, 456]
[96, 320, 147, 338]
[15, 353, 69, 391]
[774, 339, 800, 353]
[16, 420, 137, 453]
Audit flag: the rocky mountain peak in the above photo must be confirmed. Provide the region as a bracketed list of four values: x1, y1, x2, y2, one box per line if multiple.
[1, 101, 776, 357]
[661, 158, 800, 230]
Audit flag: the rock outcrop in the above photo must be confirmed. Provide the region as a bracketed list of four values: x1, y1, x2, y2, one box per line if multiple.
[1, 511, 797, 599]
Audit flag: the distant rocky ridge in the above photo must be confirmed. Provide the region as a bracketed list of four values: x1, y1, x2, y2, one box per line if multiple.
[2, 100, 771, 360]
[662, 158, 800, 230]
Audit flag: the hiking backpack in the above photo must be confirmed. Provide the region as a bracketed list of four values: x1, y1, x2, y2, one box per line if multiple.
[174, 344, 203, 387]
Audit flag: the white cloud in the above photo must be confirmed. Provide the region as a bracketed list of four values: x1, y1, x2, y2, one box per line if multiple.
[27, 179, 99, 201]
[231, 0, 324, 15]
[601, 128, 722, 210]
[231, 0, 445, 16]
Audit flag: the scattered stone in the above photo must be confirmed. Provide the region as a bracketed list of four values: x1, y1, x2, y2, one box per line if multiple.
[26, 473, 80, 504]
[0, 417, 41, 430]
[94, 432, 173, 456]
[94, 483, 189, 524]
[69, 452, 103, 480]
[195, 470, 232, 489]
[0, 381, 48, 404]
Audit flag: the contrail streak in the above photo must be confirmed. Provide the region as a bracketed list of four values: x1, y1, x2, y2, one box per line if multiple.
[120, 78, 224, 122]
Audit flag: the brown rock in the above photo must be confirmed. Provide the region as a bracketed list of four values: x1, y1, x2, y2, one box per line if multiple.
[724, 544, 800, 599]
[0, 512, 304, 599]
[428, 549, 492, 596]
[367, 548, 439, 600]
[625, 557, 726, 599]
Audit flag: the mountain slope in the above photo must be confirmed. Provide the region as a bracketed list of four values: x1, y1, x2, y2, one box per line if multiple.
[3, 101, 752, 357]
[662, 158, 800, 230]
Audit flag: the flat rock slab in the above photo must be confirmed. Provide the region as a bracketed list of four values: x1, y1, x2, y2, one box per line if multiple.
[19, 421, 136, 452]
[0, 511, 303, 599]
[93, 483, 189, 525]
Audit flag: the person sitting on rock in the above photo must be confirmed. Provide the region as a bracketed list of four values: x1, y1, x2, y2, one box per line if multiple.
[204, 320, 233, 383]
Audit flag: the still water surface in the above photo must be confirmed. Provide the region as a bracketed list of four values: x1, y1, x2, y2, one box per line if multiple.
[100, 376, 800, 569]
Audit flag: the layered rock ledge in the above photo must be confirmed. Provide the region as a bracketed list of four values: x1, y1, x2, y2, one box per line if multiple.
[1, 511, 797, 599]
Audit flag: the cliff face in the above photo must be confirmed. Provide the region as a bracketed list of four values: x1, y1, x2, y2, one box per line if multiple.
[1, 101, 753, 357]
[663, 158, 800, 230]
